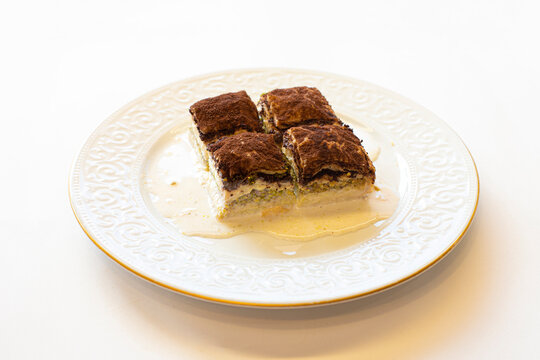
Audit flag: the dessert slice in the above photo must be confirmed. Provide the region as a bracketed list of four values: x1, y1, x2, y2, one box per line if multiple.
[189, 91, 262, 164]
[282, 124, 376, 206]
[206, 132, 295, 219]
[258, 86, 343, 140]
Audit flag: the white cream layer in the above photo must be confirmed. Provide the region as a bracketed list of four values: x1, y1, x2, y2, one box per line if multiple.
[143, 126, 399, 241]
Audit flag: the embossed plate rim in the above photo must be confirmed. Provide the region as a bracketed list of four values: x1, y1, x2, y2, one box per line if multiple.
[69, 68, 479, 307]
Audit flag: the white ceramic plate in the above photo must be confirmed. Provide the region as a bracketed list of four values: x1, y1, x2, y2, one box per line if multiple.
[69, 69, 479, 307]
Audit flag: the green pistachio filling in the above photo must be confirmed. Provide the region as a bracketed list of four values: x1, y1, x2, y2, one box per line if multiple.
[300, 176, 366, 194]
[230, 189, 294, 207]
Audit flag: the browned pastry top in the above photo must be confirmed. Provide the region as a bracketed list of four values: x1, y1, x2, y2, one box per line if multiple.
[260, 87, 340, 129]
[283, 124, 375, 183]
[208, 132, 290, 186]
[189, 91, 262, 141]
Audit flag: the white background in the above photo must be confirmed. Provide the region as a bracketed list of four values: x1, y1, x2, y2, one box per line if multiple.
[2, 1, 539, 359]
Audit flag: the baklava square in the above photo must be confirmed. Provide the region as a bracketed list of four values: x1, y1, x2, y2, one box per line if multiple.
[258, 86, 342, 138]
[189, 90, 262, 164]
[282, 124, 376, 205]
[206, 132, 295, 218]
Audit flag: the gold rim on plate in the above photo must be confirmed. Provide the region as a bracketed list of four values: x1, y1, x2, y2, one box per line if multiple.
[69, 68, 480, 307]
